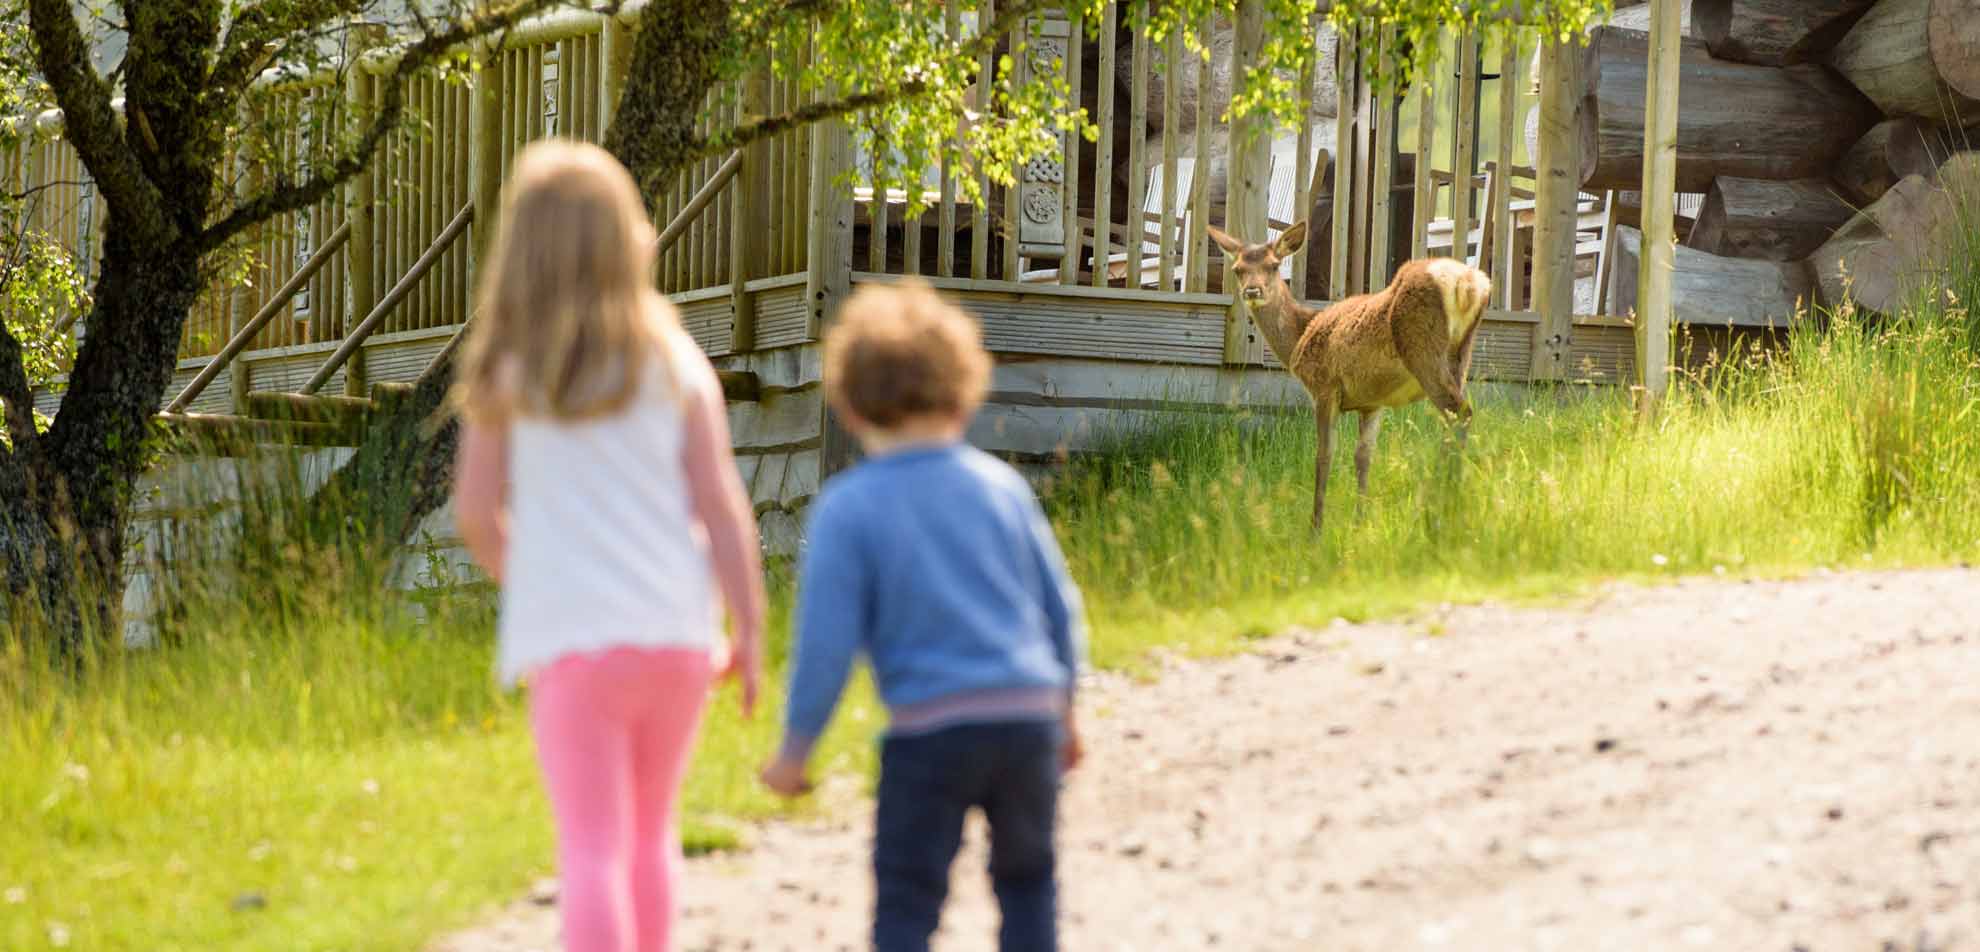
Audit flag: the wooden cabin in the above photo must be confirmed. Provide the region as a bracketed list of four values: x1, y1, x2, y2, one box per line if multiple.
[14, 1, 1745, 555]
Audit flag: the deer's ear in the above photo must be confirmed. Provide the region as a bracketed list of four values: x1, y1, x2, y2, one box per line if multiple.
[1207, 225, 1244, 257]
[1273, 220, 1309, 258]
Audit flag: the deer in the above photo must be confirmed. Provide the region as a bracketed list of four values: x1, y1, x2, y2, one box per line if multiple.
[1206, 220, 1491, 534]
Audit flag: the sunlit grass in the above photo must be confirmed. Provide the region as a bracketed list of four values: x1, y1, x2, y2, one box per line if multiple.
[5, 223, 1980, 950]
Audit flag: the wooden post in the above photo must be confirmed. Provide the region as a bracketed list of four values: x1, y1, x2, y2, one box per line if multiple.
[1330, 25, 1357, 299]
[229, 105, 264, 411]
[601, 15, 632, 133]
[1493, 32, 1519, 310]
[939, 0, 962, 278]
[1158, 28, 1183, 289]
[1090, 1, 1118, 290]
[1058, 9, 1084, 286]
[804, 94, 854, 341]
[344, 22, 385, 398]
[1411, 30, 1439, 261]
[731, 68, 771, 352]
[1449, 34, 1480, 264]
[1226, 0, 1270, 361]
[1124, 8, 1149, 288]
[1292, 9, 1321, 296]
[469, 38, 506, 275]
[1366, 25, 1396, 295]
[1530, 34, 1580, 382]
[1635, 0, 1681, 411]
[1187, 12, 1212, 293]
[971, 0, 995, 279]
[806, 85, 858, 479]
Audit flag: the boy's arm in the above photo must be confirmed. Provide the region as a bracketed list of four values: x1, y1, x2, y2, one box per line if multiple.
[1024, 498, 1086, 698]
[774, 496, 868, 768]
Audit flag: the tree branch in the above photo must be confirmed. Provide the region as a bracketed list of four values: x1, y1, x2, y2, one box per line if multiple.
[677, 0, 1051, 167]
[24, 0, 165, 236]
[213, 0, 359, 83]
[0, 315, 37, 453]
[195, 0, 565, 252]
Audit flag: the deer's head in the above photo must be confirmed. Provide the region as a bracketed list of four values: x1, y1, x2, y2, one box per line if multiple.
[1207, 220, 1308, 305]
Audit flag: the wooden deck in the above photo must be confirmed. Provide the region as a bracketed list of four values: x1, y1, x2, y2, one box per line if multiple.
[15, 1, 1689, 553]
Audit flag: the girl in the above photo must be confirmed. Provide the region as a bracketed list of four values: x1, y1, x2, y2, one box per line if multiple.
[451, 139, 766, 952]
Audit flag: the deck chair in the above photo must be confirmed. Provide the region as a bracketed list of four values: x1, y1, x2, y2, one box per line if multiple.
[1020, 157, 1198, 288]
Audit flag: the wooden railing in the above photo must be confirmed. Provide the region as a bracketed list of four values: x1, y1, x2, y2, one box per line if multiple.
[11, 1, 1623, 406]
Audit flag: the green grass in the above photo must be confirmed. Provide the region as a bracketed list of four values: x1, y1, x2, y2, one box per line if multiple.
[1050, 295, 1980, 667]
[6, 226, 1980, 950]
[0, 573, 884, 951]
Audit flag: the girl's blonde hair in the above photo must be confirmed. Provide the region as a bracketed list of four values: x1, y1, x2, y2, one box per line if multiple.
[453, 139, 676, 422]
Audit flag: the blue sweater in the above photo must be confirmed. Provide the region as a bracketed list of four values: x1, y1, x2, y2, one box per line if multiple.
[778, 442, 1084, 761]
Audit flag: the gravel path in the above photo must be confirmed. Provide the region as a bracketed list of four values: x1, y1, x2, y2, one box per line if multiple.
[436, 568, 1980, 951]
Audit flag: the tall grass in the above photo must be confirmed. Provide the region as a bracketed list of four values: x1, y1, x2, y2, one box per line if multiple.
[1047, 267, 1980, 669]
[5, 211, 1979, 950]
[1, 461, 882, 951]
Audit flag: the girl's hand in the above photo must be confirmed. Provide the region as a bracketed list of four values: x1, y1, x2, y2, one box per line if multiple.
[1060, 712, 1084, 772]
[715, 631, 762, 718]
[759, 756, 812, 798]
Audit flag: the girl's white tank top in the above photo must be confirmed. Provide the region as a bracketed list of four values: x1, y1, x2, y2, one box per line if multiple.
[495, 342, 718, 685]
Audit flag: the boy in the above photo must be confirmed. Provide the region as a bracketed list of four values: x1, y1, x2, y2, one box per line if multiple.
[759, 281, 1086, 952]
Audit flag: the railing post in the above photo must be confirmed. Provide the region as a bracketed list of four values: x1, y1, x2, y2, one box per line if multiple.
[600, 14, 634, 133]
[730, 68, 771, 353]
[228, 120, 258, 411]
[805, 79, 856, 476]
[468, 38, 505, 280]
[344, 22, 385, 399]
[1635, 0, 1681, 414]
[1530, 31, 1581, 382]
[1225, 0, 1270, 363]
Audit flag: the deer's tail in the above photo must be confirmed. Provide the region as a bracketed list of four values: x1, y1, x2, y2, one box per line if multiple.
[1424, 258, 1492, 340]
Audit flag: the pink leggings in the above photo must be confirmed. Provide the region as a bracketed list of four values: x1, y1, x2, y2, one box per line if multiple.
[530, 646, 713, 952]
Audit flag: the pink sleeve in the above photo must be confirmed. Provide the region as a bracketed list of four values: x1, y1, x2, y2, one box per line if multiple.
[677, 347, 767, 647]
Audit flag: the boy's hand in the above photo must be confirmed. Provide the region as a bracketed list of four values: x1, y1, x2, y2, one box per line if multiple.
[759, 756, 813, 798]
[1060, 712, 1084, 772]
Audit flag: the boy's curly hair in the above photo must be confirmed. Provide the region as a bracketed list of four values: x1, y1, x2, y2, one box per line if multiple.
[823, 281, 990, 427]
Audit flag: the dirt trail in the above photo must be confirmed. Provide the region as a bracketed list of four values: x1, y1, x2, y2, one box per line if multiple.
[438, 568, 1980, 951]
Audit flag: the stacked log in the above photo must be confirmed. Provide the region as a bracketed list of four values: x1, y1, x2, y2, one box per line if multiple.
[1809, 155, 1980, 313]
[1579, 0, 1980, 321]
[1578, 27, 1878, 192]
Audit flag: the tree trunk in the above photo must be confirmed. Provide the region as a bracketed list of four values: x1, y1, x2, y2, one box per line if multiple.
[1807, 155, 1980, 313]
[1607, 224, 1817, 327]
[1828, 0, 1980, 122]
[1579, 26, 1879, 191]
[1833, 117, 1947, 205]
[1693, 0, 1874, 66]
[10, 232, 205, 651]
[1686, 176, 1855, 260]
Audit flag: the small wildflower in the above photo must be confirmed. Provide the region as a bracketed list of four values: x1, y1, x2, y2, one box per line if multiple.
[4, 886, 24, 904]
[1651, 553, 1669, 567]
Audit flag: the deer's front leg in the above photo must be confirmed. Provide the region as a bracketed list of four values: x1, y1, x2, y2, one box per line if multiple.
[1354, 409, 1383, 497]
[1312, 399, 1339, 535]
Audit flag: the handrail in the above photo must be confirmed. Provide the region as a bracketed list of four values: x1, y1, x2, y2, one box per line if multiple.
[302, 202, 475, 395]
[168, 221, 353, 412]
[654, 150, 743, 257]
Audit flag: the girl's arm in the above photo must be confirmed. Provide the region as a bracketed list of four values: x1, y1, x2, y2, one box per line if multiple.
[454, 418, 511, 584]
[679, 348, 767, 715]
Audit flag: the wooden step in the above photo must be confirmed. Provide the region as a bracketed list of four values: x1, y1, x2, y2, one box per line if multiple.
[154, 412, 366, 453]
[242, 390, 374, 425]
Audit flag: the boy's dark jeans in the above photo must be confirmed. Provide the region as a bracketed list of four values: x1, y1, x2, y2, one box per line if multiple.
[872, 719, 1062, 952]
